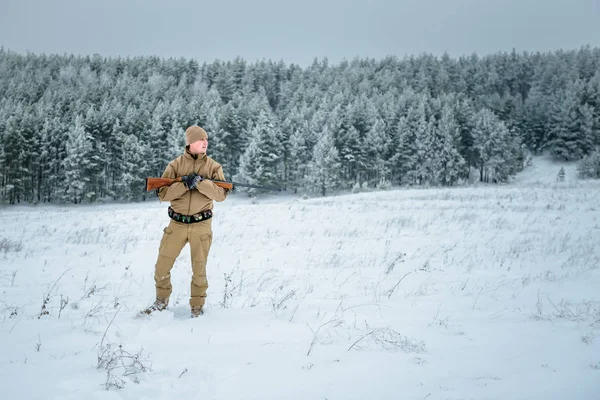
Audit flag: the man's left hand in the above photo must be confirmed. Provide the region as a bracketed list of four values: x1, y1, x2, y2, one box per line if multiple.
[189, 174, 203, 189]
[182, 173, 203, 190]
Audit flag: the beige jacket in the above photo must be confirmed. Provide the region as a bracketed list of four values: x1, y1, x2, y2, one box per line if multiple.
[157, 149, 228, 215]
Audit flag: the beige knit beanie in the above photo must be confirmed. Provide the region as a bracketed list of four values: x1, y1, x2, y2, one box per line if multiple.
[185, 125, 208, 145]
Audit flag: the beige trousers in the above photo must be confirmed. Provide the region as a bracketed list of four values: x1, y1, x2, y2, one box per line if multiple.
[154, 218, 213, 308]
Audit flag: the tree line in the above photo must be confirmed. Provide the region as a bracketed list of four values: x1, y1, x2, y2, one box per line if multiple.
[0, 46, 599, 204]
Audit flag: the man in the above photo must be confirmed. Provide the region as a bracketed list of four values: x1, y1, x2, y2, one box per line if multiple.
[143, 125, 228, 318]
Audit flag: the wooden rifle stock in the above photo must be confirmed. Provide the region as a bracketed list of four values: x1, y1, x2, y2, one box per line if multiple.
[145, 177, 234, 192]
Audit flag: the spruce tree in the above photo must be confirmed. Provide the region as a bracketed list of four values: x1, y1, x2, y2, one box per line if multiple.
[287, 128, 309, 193]
[306, 127, 341, 196]
[3, 114, 27, 204]
[556, 167, 566, 182]
[584, 71, 600, 147]
[547, 80, 595, 161]
[117, 133, 149, 199]
[471, 108, 523, 183]
[235, 110, 284, 193]
[216, 102, 243, 176]
[395, 94, 430, 185]
[148, 108, 168, 176]
[432, 105, 466, 185]
[63, 115, 93, 203]
[364, 118, 390, 184]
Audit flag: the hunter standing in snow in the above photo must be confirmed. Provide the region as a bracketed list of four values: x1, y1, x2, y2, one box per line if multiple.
[143, 125, 228, 318]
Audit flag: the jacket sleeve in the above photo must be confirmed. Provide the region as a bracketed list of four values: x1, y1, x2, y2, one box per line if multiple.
[156, 162, 188, 202]
[196, 164, 229, 202]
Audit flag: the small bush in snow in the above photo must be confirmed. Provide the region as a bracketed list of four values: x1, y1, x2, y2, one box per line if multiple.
[376, 178, 392, 191]
[581, 333, 595, 345]
[348, 327, 426, 353]
[525, 155, 534, 167]
[97, 308, 152, 390]
[352, 182, 361, 193]
[0, 237, 23, 253]
[97, 342, 152, 390]
[556, 167, 566, 182]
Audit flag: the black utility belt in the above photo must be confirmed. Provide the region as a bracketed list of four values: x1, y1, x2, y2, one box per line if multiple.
[168, 207, 213, 224]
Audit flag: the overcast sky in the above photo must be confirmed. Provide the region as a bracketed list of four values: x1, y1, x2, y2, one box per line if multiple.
[1, 0, 598, 66]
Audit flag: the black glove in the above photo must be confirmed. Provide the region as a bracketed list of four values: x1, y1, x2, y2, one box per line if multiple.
[182, 173, 202, 190]
[190, 174, 203, 189]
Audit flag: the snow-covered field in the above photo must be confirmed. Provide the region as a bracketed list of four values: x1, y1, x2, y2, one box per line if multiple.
[1, 157, 599, 400]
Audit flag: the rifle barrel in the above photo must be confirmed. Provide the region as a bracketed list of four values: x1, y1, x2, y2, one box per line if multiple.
[145, 176, 283, 192]
[211, 179, 282, 192]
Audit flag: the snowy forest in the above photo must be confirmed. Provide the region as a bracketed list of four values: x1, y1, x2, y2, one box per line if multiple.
[0, 46, 599, 204]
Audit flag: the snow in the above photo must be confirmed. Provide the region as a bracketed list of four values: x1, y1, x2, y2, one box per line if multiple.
[1, 156, 599, 399]
[511, 154, 581, 186]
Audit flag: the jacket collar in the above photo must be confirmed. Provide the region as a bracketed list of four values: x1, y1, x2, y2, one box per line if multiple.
[183, 148, 207, 161]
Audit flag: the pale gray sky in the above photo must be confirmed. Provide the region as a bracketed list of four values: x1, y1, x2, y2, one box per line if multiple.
[0, 0, 598, 66]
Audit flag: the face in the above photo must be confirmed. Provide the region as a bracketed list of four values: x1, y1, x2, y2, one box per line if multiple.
[189, 138, 208, 154]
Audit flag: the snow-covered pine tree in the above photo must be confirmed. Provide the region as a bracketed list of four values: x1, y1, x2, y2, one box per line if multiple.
[107, 118, 125, 195]
[43, 116, 67, 203]
[522, 88, 549, 153]
[166, 120, 184, 162]
[214, 66, 237, 104]
[306, 127, 341, 196]
[18, 110, 38, 202]
[413, 119, 435, 186]
[350, 95, 379, 182]
[0, 110, 7, 202]
[452, 97, 477, 178]
[2, 113, 28, 204]
[36, 117, 56, 203]
[364, 117, 390, 185]
[391, 115, 410, 185]
[233, 134, 261, 196]
[547, 79, 595, 161]
[241, 87, 271, 133]
[395, 94, 431, 185]
[215, 102, 243, 176]
[308, 102, 333, 155]
[431, 105, 466, 185]
[287, 128, 309, 193]
[234, 110, 284, 194]
[63, 115, 93, 203]
[83, 106, 107, 201]
[584, 71, 600, 147]
[331, 105, 360, 183]
[117, 132, 149, 199]
[199, 89, 222, 136]
[148, 105, 168, 177]
[471, 108, 523, 183]
[121, 105, 139, 138]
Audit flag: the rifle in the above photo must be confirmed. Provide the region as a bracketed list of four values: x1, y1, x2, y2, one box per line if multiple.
[145, 176, 283, 192]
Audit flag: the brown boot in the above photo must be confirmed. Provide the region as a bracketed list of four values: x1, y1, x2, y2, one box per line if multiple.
[191, 306, 204, 318]
[140, 297, 169, 315]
